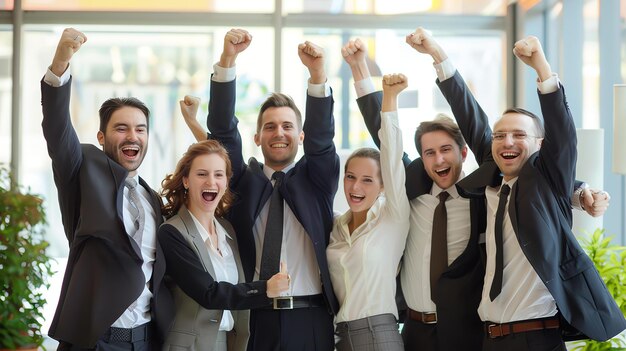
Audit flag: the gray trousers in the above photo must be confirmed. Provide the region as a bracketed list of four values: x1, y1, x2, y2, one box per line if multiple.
[335, 314, 404, 351]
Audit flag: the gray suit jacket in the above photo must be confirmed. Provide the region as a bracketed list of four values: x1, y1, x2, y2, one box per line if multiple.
[160, 207, 267, 351]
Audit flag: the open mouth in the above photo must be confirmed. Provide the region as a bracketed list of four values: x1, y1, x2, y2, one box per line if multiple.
[434, 167, 451, 177]
[500, 151, 519, 160]
[271, 143, 288, 149]
[202, 190, 218, 202]
[121, 145, 140, 158]
[349, 193, 365, 203]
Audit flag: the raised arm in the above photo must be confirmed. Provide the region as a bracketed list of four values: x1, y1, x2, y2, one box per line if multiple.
[297, 41, 340, 195]
[407, 27, 493, 164]
[380, 73, 410, 219]
[180, 95, 206, 142]
[206, 29, 252, 185]
[342, 39, 412, 167]
[41, 28, 88, 241]
[515, 36, 577, 197]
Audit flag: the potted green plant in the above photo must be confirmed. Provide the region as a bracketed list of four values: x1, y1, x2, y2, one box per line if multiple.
[0, 167, 53, 350]
[568, 228, 626, 351]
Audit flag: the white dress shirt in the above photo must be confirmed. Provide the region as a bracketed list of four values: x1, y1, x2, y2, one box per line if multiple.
[401, 180, 472, 313]
[189, 212, 238, 331]
[478, 179, 557, 323]
[327, 111, 410, 323]
[213, 63, 330, 296]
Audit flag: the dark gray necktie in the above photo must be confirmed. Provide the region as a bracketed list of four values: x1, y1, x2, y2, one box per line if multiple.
[259, 171, 285, 280]
[124, 178, 145, 245]
[490, 184, 511, 301]
[430, 191, 449, 301]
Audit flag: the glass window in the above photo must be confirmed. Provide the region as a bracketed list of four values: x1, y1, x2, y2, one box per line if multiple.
[283, 28, 504, 212]
[23, 0, 273, 12]
[1, 0, 13, 10]
[285, 0, 506, 15]
[582, 0, 600, 129]
[622, 0, 626, 84]
[283, 28, 504, 159]
[22, 25, 274, 257]
[0, 28, 10, 167]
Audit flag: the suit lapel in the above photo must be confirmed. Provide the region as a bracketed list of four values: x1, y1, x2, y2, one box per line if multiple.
[248, 158, 274, 218]
[508, 182, 519, 235]
[178, 206, 216, 278]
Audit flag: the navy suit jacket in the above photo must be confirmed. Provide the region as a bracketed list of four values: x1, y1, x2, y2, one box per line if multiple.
[439, 71, 626, 341]
[41, 78, 174, 347]
[357, 91, 485, 351]
[205, 78, 340, 314]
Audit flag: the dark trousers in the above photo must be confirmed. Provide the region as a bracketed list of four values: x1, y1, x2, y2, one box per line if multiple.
[58, 340, 151, 351]
[482, 328, 565, 351]
[248, 306, 334, 351]
[57, 323, 153, 351]
[401, 318, 438, 351]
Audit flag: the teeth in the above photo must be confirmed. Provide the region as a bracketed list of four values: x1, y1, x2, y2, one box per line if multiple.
[502, 152, 518, 157]
[202, 190, 218, 194]
[350, 193, 365, 199]
[122, 146, 139, 151]
[435, 167, 450, 174]
[271, 143, 287, 148]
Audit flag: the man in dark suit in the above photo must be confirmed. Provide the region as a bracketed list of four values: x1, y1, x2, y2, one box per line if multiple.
[41, 28, 173, 350]
[201, 29, 339, 351]
[411, 30, 626, 349]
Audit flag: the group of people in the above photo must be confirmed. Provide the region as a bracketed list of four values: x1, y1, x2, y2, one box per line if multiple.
[40, 26, 624, 351]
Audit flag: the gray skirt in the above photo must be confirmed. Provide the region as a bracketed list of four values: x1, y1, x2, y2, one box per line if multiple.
[335, 313, 404, 351]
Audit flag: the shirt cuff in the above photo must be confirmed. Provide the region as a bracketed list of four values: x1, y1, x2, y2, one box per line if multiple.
[44, 66, 71, 87]
[212, 63, 236, 83]
[307, 79, 330, 98]
[537, 73, 560, 94]
[433, 58, 456, 82]
[354, 78, 376, 98]
[571, 182, 589, 211]
[381, 110, 398, 121]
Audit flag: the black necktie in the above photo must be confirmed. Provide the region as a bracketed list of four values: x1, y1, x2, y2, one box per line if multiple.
[490, 184, 511, 301]
[259, 171, 285, 280]
[430, 191, 449, 301]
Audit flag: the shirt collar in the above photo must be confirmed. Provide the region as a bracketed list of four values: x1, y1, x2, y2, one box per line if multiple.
[262, 162, 296, 180]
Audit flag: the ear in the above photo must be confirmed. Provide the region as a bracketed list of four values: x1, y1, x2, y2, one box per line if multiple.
[182, 177, 189, 189]
[537, 138, 543, 148]
[97, 131, 105, 146]
[460, 145, 468, 162]
[254, 133, 261, 146]
[298, 131, 305, 145]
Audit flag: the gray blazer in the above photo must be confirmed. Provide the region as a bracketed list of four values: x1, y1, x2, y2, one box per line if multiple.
[161, 207, 256, 351]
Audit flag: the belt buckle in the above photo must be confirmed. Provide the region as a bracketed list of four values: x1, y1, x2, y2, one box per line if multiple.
[273, 296, 293, 310]
[487, 323, 503, 338]
[424, 312, 437, 324]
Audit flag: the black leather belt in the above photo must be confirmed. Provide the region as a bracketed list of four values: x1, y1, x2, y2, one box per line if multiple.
[103, 322, 151, 343]
[261, 294, 326, 310]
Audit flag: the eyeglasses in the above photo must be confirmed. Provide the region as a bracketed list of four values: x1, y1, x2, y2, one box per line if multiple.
[492, 131, 539, 142]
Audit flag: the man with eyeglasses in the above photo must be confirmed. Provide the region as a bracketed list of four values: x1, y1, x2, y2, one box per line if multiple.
[410, 30, 626, 350]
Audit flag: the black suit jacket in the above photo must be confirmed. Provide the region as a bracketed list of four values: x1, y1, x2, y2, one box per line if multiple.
[41, 78, 174, 348]
[439, 71, 626, 341]
[205, 78, 340, 314]
[357, 91, 485, 351]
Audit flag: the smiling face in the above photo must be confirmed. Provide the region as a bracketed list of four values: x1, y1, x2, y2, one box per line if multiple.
[492, 112, 543, 181]
[97, 106, 148, 177]
[420, 130, 467, 190]
[254, 106, 304, 171]
[343, 155, 383, 215]
[182, 153, 228, 217]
